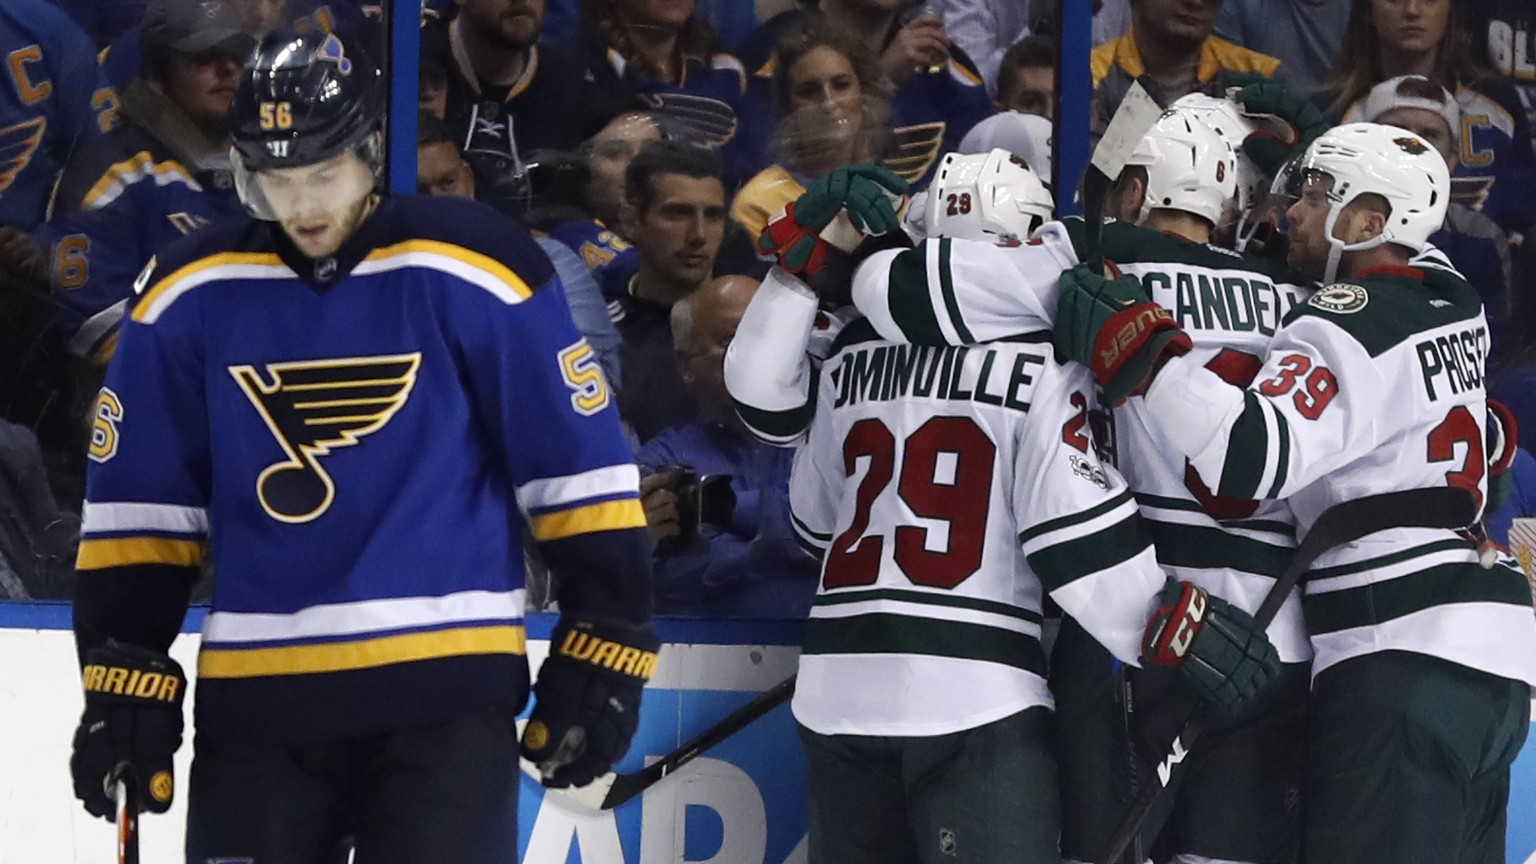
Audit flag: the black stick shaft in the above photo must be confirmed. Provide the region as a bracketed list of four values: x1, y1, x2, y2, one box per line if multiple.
[601, 675, 796, 809]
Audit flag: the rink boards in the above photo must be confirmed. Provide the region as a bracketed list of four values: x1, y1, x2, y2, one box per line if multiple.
[0, 604, 1530, 863]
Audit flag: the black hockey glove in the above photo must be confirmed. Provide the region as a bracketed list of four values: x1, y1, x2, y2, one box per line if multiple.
[70, 640, 186, 820]
[1142, 579, 1281, 718]
[521, 618, 659, 788]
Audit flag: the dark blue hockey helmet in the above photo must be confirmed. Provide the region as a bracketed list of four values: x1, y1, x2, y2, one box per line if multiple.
[229, 28, 384, 173]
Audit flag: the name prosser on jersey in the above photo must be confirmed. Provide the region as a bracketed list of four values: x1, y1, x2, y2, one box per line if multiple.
[831, 343, 1045, 412]
[1416, 324, 1489, 400]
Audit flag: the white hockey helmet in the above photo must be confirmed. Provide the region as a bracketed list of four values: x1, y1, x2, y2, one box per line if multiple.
[1298, 121, 1450, 282]
[922, 148, 1054, 244]
[1170, 93, 1267, 224]
[1126, 111, 1238, 228]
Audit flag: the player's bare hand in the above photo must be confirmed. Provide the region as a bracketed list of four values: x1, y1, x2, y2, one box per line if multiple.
[640, 473, 680, 550]
[881, 17, 950, 84]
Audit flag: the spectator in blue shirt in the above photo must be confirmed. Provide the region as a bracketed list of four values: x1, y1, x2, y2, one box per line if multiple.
[636, 274, 820, 618]
[1489, 447, 1536, 550]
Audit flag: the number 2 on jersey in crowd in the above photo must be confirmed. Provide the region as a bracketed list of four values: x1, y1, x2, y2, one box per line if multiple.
[824, 416, 994, 591]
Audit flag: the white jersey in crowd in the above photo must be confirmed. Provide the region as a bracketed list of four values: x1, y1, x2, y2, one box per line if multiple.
[788, 320, 1165, 737]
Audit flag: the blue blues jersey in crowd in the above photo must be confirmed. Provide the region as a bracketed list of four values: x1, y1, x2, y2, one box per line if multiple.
[0, 0, 117, 230]
[737, 9, 991, 189]
[36, 80, 244, 363]
[1344, 80, 1536, 235]
[570, 34, 759, 186]
[72, 194, 652, 745]
[1469, 0, 1536, 139]
[545, 217, 639, 321]
[440, 21, 634, 209]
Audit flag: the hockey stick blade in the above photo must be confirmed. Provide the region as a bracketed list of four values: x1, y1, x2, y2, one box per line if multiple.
[1096, 486, 1477, 864]
[1081, 81, 1161, 276]
[520, 676, 796, 811]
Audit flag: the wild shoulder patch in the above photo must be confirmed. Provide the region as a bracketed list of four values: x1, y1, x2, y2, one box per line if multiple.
[1308, 284, 1368, 314]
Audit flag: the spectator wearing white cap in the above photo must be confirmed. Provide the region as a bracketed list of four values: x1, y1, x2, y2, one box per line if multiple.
[957, 110, 1051, 181]
[1321, 0, 1536, 239]
[1359, 74, 1520, 375]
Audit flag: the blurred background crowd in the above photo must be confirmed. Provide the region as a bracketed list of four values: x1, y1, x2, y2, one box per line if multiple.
[0, 0, 1533, 615]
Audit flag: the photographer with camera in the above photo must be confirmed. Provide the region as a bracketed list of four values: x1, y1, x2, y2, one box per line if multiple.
[637, 275, 822, 618]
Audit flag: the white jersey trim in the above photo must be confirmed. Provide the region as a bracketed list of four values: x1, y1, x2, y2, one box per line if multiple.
[203, 588, 528, 644]
[81, 501, 209, 537]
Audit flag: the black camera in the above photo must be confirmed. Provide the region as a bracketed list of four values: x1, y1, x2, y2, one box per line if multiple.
[653, 465, 736, 554]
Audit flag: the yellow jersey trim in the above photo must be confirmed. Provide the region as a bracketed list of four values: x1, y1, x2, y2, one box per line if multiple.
[76, 536, 203, 570]
[948, 58, 982, 87]
[529, 498, 646, 541]
[1091, 29, 1280, 88]
[364, 239, 534, 300]
[132, 252, 286, 322]
[81, 152, 196, 211]
[198, 624, 528, 678]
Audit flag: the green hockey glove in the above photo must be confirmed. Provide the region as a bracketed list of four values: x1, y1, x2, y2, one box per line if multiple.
[1233, 81, 1331, 176]
[1143, 578, 1282, 718]
[1054, 263, 1191, 405]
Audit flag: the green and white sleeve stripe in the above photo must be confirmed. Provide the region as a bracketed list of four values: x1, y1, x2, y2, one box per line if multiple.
[723, 266, 822, 446]
[1019, 490, 1163, 664]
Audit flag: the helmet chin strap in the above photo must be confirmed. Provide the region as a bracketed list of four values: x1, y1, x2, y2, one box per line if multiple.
[1320, 203, 1390, 284]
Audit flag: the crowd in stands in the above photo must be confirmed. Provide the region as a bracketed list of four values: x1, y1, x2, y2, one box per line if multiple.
[0, 0, 1533, 612]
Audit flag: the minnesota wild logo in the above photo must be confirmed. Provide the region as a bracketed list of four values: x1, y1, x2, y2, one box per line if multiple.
[231, 353, 420, 523]
[1394, 136, 1430, 156]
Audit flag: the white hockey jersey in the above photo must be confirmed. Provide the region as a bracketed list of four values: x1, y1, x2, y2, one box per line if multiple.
[788, 320, 1166, 736]
[847, 218, 1316, 661]
[1146, 264, 1536, 686]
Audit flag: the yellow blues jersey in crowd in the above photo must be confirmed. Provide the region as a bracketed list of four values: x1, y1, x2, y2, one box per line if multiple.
[72, 194, 651, 745]
[1145, 262, 1536, 687]
[849, 218, 1314, 662]
[787, 320, 1165, 737]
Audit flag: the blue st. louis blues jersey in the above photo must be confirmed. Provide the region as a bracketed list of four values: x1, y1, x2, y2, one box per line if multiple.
[38, 108, 245, 363]
[73, 194, 652, 745]
[0, 0, 118, 230]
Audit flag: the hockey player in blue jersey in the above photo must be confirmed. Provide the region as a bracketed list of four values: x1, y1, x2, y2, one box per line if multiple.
[67, 28, 657, 863]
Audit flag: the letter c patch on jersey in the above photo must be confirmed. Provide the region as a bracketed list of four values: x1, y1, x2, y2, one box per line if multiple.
[231, 353, 421, 523]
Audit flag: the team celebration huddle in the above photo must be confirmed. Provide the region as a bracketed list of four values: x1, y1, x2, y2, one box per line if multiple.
[732, 87, 1536, 864]
[0, 0, 1527, 860]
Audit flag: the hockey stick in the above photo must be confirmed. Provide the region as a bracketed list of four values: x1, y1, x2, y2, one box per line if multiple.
[525, 675, 796, 811]
[113, 769, 139, 864]
[1095, 486, 1478, 864]
[1079, 81, 1162, 276]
